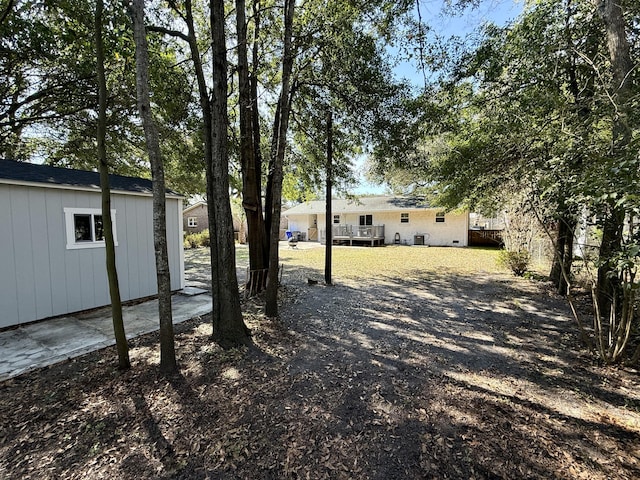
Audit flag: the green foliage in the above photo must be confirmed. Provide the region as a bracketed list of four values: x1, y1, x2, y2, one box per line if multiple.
[369, 0, 640, 362]
[498, 249, 531, 277]
[184, 229, 210, 249]
[0, 0, 203, 197]
[275, 0, 414, 197]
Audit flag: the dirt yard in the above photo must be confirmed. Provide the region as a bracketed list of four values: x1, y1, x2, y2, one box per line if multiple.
[1, 245, 639, 479]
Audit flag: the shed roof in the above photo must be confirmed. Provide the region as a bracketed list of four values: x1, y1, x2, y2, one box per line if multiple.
[0, 159, 181, 197]
[284, 196, 437, 215]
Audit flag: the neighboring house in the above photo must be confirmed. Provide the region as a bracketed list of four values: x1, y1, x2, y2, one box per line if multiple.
[183, 201, 245, 240]
[284, 196, 470, 247]
[0, 159, 184, 329]
[183, 201, 209, 234]
[183, 201, 289, 241]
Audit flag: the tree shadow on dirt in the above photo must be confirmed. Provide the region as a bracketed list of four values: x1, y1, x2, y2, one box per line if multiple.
[2, 256, 639, 479]
[273, 263, 640, 479]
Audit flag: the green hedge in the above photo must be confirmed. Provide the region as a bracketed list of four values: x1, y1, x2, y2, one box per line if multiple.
[184, 229, 210, 249]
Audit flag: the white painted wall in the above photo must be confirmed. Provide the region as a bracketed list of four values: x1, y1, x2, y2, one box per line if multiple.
[286, 209, 469, 246]
[0, 183, 184, 329]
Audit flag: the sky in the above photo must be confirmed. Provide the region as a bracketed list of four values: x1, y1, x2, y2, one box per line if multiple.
[351, 0, 525, 195]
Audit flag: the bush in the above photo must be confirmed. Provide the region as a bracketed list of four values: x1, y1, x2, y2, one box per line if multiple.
[184, 229, 210, 249]
[498, 249, 531, 277]
[199, 229, 210, 247]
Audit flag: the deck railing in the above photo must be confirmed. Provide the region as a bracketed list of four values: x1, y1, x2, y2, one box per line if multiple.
[320, 224, 385, 242]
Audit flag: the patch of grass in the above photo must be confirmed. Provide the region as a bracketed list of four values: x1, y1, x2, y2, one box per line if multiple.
[279, 245, 506, 281]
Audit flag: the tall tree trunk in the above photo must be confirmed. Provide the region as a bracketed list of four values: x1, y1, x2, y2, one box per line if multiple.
[130, 0, 177, 373]
[251, 0, 266, 259]
[549, 213, 576, 296]
[180, 0, 221, 328]
[236, 0, 268, 295]
[324, 110, 332, 285]
[210, 0, 251, 347]
[264, 99, 279, 244]
[593, 0, 633, 317]
[265, 0, 295, 317]
[96, 0, 129, 370]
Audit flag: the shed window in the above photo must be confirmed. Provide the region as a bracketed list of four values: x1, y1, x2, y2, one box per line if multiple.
[400, 213, 409, 223]
[188, 217, 198, 227]
[435, 212, 446, 223]
[333, 215, 340, 224]
[359, 214, 373, 226]
[64, 208, 117, 250]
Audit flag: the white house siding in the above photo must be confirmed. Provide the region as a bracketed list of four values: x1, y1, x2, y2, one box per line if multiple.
[371, 210, 469, 246]
[286, 209, 468, 246]
[0, 183, 183, 329]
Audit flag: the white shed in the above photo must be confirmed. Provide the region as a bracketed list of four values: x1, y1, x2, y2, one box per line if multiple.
[0, 159, 184, 329]
[284, 196, 469, 247]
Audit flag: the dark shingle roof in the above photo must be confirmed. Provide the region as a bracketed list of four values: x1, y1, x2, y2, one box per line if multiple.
[0, 159, 180, 196]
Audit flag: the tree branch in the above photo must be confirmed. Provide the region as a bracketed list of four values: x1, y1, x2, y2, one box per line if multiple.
[146, 25, 189, 43]
[0, 0, 14, 25]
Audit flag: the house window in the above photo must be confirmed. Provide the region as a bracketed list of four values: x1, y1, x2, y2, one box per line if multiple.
[435, 212, 446, 223]
[188, 217, 198, 227]
[359, 214, 373, 226]
[64, 208, 117, 250]
[400, 213, 409, 223]
[333, 215, 340, 224]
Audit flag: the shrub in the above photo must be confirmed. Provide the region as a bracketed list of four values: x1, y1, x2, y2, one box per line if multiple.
[498, 249, 531, 277]
[184, 229, 210, 249]
[199, 229, 210, 247]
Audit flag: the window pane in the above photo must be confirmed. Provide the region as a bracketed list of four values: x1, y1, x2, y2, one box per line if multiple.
[366, 215, 372, 225]
[401, 213, 409, 223]
[436, 212, 445, 223]
[333, 215, 340, 224]
[94, 215, 104, 241]
[74, 215, 92, 241]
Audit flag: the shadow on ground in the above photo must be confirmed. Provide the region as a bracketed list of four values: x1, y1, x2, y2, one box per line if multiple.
[1, 250, 639, 479]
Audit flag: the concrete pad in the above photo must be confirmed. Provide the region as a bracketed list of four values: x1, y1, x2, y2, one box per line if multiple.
[0, 293, 213, 382]
[172, 294, 212, 322]
[180, 286, 209, 296]
[0, 330, 53, 377]
[79, 314, 120, 337]
[24, 316, 111, 354]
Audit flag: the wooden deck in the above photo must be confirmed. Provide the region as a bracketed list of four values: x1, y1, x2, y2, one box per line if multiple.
[468, 229, 503, 247]
[320, 225, 386, 246]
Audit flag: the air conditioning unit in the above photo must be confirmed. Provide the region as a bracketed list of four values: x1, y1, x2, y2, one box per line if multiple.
[414, 234, 424, 246]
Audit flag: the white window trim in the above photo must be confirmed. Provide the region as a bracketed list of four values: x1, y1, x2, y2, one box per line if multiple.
[64, 207, 118, 250]
[435, 212, 446, 223]
[333, 214, 340, 224]
[401, 213, 409, 223]
[188, 217, 198, 227]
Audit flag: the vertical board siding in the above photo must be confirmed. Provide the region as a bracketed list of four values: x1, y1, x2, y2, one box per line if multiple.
[115, 197, 134, 300]
[28, 189, 54, 320]
[45, 193, 69, 317]
[0, 187, 19, 324]
[0, 184, 184, 329]
[166, 199, 182, 291]
[11, 187, 37, 323]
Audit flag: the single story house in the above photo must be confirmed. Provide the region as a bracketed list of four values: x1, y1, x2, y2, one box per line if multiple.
[183, 201, 289, 242]
[183, 201, 210, 234]
[0, 159, 184, 329]
[284, 196, 469, 246]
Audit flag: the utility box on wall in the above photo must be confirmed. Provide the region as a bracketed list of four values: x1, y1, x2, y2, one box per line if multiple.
[414, 234, 425, 246]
